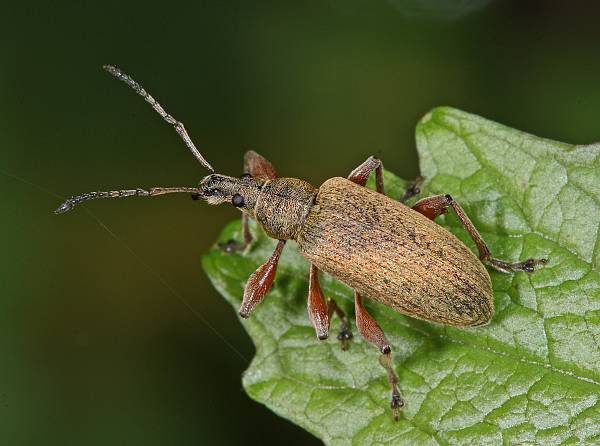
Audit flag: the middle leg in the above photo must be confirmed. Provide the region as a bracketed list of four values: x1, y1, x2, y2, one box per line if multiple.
[347, 156, 423, 203]
[307, 264, 353, 350]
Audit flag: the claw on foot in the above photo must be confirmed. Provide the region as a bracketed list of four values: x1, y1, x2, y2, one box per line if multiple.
[391, 390, 404, 421]
[336, 326, 353, 351]
[378, 352, 403, 421]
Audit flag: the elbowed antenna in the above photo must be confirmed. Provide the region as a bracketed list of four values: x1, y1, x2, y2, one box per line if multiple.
[103, 64, 215, 173]
[55, 186, 201, 214]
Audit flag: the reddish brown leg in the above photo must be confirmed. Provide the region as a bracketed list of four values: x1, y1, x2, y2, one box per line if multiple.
[348, 156, 385, 194]
[223, 213, 253, 254]
[243, 150, 278, 180]
[308, 264, 330, 340]
[242, 213, 252, 245]
[413, 194, 547, 273]
[239, 240, 285, 318]
[308, 265, 353, 349]
[354, 291, 403, 420]
[348, 156, 425, 204]
[224, 151, 278, 253]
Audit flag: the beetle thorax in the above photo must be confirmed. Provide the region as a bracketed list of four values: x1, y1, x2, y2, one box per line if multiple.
[255, 178, 317, 240]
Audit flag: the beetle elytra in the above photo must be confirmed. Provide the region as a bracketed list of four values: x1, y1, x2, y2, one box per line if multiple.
[56, 66, 547, 420]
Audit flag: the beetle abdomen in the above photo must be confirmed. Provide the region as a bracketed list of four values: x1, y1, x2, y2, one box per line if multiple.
[296, 177, 493, 327]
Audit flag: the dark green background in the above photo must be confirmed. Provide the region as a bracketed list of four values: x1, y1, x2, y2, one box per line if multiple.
[3, 1, 600, 444]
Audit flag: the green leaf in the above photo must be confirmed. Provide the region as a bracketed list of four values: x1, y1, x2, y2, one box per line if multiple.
[202, 107, 600, 445]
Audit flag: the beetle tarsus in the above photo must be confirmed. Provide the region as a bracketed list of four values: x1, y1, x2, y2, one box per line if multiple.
[220, 240, 248, 253]
[327, 298, 353, 350]
[399, 175, 424, 204]
[379, 351, 404, 421]
[220, 214, 253, 253]
[336, 323, 353, 351]
[489, 257, 547, 274]
[391, 389, 404, 421]
[355, 291, 403, 419]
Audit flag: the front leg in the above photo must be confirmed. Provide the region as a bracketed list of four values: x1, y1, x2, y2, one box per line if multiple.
[239, 240, 286, 318]
[413, 194, 547, 273]
[223, 150, 278, 253]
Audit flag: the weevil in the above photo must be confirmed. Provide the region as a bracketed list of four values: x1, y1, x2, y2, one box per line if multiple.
[56, 66, 547, 420]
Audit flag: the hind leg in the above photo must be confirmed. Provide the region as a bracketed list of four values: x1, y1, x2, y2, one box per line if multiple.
[354, 291, 403, 420]
[413, 194, 547, 273]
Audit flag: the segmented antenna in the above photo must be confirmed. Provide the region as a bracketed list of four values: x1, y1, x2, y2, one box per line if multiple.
[103, 65, 215, 173]
[55, 187, 201, 214]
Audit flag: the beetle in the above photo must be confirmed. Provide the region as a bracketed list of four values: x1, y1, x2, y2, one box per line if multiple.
[56, 66, 546, 420]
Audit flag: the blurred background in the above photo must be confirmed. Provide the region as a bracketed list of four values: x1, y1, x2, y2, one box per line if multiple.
[3, 1, 600, 444]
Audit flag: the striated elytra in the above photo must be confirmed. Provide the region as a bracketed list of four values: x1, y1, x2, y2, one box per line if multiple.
[297, 177, 493, 327]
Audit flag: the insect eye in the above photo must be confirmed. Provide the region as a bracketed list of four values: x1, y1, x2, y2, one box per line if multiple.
[232, 194, 245, 207]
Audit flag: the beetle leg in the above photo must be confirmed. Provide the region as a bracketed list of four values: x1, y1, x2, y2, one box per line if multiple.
[354, 291, 404, 420]
[347, 156, 385, 194]
[348, 157, 424, 204]
[399, 176, 424, 204]
[223, 151, 278, 252]
[222, 214, 253, 253]
[239, 240, 286, 318]
[241, 214, 252, 246]
[328, 298, 353, 351]
[243, 150, 278, 180]
[308, 265, 353, 349]
[412, 194, 547, 273]
[308, 264, 330, 340]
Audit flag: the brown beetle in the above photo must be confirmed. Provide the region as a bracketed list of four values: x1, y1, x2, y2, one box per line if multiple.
[56, 66, 546, 420]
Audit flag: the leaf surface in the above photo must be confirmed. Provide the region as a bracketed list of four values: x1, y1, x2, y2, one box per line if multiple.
[202, 107, 600, 445]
